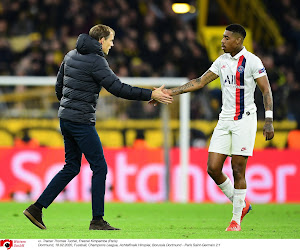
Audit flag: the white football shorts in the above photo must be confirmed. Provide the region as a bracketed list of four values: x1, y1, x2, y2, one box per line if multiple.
[208, 112, 257, 156]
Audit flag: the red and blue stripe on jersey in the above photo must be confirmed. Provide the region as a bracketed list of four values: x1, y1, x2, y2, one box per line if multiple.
[234, 55, 246, 120]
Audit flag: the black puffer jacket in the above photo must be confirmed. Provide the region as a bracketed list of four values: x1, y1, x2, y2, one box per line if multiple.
[55, 34, 152, 124]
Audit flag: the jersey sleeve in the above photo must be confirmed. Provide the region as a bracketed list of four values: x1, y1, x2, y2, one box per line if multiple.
[252, 56, 267, 79]
[209, 56, 222, 76]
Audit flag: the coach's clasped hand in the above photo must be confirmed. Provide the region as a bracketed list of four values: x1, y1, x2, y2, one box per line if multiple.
[150, 85, 173, 105]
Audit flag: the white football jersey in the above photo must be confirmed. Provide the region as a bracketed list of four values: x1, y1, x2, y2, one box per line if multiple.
[209, 47, 267, 120]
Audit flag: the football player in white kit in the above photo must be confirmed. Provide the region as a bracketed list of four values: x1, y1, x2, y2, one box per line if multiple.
[152, 24, 274, 231]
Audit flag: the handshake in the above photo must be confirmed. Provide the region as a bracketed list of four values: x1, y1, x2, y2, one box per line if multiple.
[150, 85, 172, 106]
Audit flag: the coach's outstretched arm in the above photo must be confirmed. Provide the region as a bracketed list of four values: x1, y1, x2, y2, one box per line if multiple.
[256, 75, 275, 141]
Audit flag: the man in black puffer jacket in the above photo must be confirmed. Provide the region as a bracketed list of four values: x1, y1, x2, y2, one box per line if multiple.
[23, 24, 172, 231]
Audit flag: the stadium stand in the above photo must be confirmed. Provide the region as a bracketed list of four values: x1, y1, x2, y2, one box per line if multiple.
[0, 0, 299, 149]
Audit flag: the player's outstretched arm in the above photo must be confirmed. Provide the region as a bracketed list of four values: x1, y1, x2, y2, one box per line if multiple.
[256, 75, 274, 141]
[167, 70, 218, 96]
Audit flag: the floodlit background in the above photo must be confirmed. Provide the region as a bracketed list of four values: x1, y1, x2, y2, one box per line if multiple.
[0, 0, 299, 203]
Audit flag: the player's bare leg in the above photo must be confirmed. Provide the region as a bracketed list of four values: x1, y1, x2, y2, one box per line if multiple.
[231, 155, 248, 189]
[207, 152, 234, 202]
[207, 152, 228, 185]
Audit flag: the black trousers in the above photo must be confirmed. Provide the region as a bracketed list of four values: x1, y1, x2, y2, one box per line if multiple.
[37, 119, 107, 217]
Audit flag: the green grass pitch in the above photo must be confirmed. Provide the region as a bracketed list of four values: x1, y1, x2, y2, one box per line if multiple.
[0, 202, 299, 239]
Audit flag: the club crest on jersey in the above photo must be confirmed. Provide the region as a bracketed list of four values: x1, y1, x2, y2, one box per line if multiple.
[237, 66, 245, 73]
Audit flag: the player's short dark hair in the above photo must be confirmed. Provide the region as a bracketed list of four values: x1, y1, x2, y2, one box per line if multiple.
[89, 24, 115, 41]
[226, 24, 246, 39]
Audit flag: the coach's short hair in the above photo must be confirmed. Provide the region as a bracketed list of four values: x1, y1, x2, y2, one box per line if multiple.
[89, 24, 115, 41]
[226, 24, 246, 39]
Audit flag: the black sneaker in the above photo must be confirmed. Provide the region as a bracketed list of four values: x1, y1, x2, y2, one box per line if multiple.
[89, 219, 120, 230]
[23, 204, 46, 230]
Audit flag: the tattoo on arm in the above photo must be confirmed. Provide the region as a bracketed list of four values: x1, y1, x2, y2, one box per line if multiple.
[171, 81, 195, 95]
[170, 70, 218, 95]
[200, 70, 219, 84]
[263, 90, 273, 111]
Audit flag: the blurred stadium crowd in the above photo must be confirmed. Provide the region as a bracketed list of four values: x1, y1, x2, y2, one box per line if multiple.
[0, 0, 299, 126]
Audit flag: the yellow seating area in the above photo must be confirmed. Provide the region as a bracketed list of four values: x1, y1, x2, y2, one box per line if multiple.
[97, 130, 123, 148]
[0, 118, 297, 149]
[0, 129, 14, 146]
[29, 129, 63, 147]
[254, 131, 288, 149]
